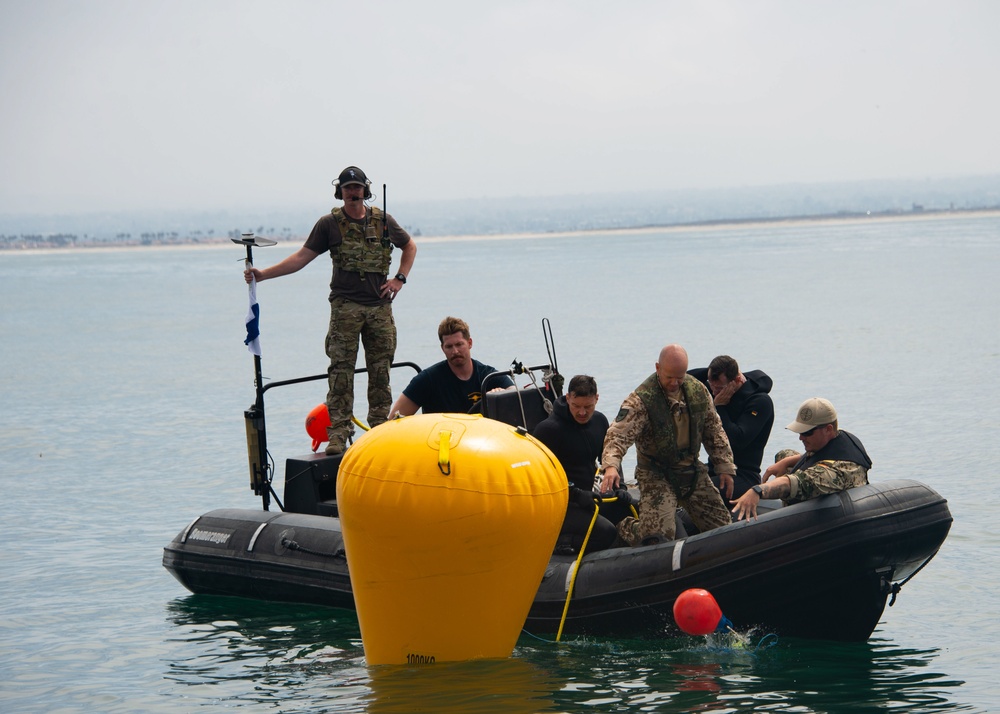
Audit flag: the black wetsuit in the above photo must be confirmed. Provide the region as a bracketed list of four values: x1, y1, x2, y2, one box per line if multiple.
[532, 395, 617, 553]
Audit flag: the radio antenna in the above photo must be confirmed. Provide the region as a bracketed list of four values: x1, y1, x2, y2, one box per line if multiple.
[382, 183, 388, 244]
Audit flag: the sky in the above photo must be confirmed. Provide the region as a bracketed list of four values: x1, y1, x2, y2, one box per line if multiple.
[1, 0, 998, 215]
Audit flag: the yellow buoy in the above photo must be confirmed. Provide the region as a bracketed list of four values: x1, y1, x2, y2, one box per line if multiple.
[338, 412, 567, 665]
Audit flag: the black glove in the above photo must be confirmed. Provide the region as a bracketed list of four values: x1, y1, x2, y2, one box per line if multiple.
[614, 488, 634, 505]
[571, 488, 597, 511]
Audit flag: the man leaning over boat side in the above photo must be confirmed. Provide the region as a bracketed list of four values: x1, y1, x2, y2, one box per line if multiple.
[730, 397, 872, 521]
[599, 344, 736, 546]
[388, 316, 513, 417]
[688, 355, 775, 501]
[244, 166, 417, 455]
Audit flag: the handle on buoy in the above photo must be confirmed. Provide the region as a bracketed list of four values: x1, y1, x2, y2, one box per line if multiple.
[438, 430, 452, 475]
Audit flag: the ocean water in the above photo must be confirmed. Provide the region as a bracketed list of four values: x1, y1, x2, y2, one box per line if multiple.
[1, 212, 998, 712]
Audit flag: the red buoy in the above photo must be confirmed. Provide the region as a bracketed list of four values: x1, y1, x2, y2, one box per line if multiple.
[673, 588, 724, 636]
[305, 404, 330, 452]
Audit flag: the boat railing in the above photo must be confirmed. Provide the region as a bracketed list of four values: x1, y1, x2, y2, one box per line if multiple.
[243, 361, 422, 512]
[481, 361, 562, 432]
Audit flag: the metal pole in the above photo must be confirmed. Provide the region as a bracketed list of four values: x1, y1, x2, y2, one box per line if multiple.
[233, 232, 276, 510]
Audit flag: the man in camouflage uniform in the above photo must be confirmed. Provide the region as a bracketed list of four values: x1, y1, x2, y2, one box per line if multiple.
[244, 166, 416, 454]
[599, 344, 736, 545]
[731, 397, 872, 521]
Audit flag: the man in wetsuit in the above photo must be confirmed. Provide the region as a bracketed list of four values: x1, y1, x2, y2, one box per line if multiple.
[532, 375, 619, 554]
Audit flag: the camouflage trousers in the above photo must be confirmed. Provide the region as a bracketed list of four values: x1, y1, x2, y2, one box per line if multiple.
[325, 297, 396, 446]
[617, 462, 732, 545]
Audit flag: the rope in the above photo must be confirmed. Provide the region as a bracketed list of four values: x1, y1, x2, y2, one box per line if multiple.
[599, 493, 639, 520]
[280, 537, 346, 560]
[755, 632, 780, 650]
[517, 367, 554, 421]
[556, 500, 599, 642]
[261, 446, 281, 511]
[885, 554, 936, 606]
[520, 628, 556, 644]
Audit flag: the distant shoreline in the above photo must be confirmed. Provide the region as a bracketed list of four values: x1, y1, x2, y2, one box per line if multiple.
[3, 205, 998, 255]
[415, 206, 1000, 244]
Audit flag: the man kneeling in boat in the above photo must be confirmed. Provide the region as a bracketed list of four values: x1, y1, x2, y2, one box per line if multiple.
[731, 397, 872, 521]
[599, 344, 737, 546]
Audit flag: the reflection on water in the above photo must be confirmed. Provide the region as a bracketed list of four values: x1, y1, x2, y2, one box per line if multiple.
[163, 596, 969, 713]
[748, 637, 965, 713]
[522, 632, 966, 713]
[165, 596, 561, 713]
[164, 597, 368, 710]
[365, 659, 559, 714]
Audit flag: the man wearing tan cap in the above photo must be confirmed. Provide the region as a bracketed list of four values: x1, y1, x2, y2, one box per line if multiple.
[730, 397, 872, 521]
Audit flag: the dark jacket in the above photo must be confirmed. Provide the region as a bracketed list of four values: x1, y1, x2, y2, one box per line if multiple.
[531, 396, 617, 554]
[794, 430, 872, 471]
[688, 368, 775, 498]
[531, 395, 609, 493]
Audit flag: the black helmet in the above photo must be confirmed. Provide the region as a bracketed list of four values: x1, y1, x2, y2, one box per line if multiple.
[333, 166, 372, 199]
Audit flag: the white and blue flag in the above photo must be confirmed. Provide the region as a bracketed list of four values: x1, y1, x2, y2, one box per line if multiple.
[244, 274, 261, 356]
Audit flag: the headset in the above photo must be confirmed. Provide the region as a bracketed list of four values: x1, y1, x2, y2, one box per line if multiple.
[333, 166, 373, 200]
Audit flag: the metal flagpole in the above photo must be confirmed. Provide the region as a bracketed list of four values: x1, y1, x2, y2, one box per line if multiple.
[233, 232, 277, 510]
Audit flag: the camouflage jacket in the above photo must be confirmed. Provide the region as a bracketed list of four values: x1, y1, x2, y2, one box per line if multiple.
[331, 206, 392, 277]
[787, 430, 871, 503]
[602, 373, 735, 477]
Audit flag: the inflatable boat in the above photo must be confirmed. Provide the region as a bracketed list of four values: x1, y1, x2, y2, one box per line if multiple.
[163, 356, 952, 643]
[164, 472, 949, 642]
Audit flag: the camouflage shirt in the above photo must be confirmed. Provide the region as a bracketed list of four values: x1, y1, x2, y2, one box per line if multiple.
[602, 377, 735, 477]
[787, 460, 869, 503]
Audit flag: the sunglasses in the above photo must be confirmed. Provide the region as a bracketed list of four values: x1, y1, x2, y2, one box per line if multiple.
[801, 424, 829, 437]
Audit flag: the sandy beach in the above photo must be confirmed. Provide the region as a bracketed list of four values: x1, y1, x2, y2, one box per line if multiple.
[413, 207, 1000, 244]
[3, 207, 998, 255]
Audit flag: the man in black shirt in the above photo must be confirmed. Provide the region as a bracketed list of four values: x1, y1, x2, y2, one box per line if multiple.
[389, 316, 512, 416]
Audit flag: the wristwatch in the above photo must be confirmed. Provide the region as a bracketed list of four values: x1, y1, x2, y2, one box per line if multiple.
[752, 485, 764, 498]
[395, 273, 407, 284]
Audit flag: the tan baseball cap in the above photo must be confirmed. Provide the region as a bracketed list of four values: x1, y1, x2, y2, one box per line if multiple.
[786, 397, 837, 433]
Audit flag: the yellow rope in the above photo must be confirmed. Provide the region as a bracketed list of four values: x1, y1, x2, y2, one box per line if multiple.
[554, 493, 637, 642]
[556, 500, 599, 642]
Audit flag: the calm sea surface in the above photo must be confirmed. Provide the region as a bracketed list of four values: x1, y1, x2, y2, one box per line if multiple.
[2, 212, 998, 712]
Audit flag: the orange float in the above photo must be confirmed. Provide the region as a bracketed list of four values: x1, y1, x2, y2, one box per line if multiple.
[305, 403, 330, 452]
[673, 588, 728, 636]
